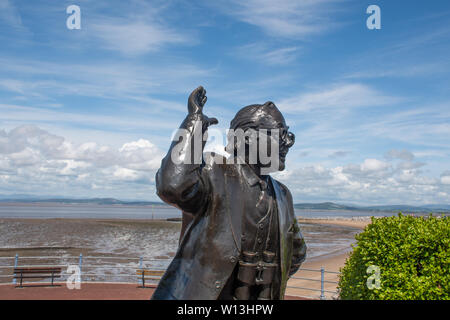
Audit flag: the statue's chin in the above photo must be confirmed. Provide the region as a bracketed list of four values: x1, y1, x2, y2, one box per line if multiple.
[258, 160, 286, 174]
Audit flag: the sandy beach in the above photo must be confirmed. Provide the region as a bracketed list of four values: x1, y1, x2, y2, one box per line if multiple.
[0, 216, 369, 299]
[298, 218, 370, 230]
[285, 218, 369, 299]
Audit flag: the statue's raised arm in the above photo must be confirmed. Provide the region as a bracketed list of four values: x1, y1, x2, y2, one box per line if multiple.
[152, 87, 306, 300]
[155, 86, 218, 213]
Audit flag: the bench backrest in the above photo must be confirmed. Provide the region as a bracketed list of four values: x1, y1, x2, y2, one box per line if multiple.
[14, 267, 62, 274]
[136, 269, 165, 277]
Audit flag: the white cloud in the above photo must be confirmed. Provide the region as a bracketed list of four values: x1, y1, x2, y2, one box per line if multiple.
[91, 20, 190, 55]
[1, 124, 449, 204]
[217, 0, 343, 38]
[0, 0, 24, 30]
[58, 160, 91, 176]
[0, 104, 179, 135]
[361, 158, 390, 172]
[0, 57, 211, 105]
[385, 149, 415, 161]
[0, 125, 164, 199]
[113, 167, 140, 181]
[274, 155, 449, 205]
[441, 172, 450, 185]
[119, 139, 162, 170]
[328, 150, 350, 158]
[235, 43, 299, 65]
[360, 104, 450, 148]
[345, 62, 449, 80]
[278, 83, 401, 112]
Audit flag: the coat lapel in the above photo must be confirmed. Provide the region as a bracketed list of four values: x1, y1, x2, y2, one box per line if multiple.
[269, 176, 292, 299]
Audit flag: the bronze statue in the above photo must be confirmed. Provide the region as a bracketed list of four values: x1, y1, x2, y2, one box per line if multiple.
[152, 86, 306, 300]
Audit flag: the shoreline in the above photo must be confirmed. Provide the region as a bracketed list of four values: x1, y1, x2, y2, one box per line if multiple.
[285, 218, 371, 298]
[0, 216, 371, 230]
[0, 217, 364, 299]
[299, 218, 370, 230]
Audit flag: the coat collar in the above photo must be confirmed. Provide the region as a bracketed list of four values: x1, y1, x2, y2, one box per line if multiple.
[239, 164, 269, 190]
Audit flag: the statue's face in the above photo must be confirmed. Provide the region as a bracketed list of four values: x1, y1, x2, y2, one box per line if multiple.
[276, 125, 295, 171]
[229, 102, 295, 172]
[237, 103, 295, 172]
[257, 108, 295, 171]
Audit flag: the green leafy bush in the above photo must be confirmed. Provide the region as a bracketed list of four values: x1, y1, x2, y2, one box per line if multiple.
[338, 213, 449, 300]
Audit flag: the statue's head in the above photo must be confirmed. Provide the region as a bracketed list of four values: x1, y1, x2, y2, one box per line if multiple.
[226, 101, 295, 172]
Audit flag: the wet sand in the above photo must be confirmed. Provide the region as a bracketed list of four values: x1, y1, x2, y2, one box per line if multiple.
[285, 218, 370, 299]
[0, 217, 360, 262]
[0, 217, 368, 299]
[298, 218, 370, 230]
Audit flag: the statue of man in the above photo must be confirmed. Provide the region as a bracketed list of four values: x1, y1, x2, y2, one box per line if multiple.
[152, 86, 306, 300]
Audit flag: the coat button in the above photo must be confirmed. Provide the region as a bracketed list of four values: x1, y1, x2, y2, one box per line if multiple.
[215, 281, 221, 289]
[229, 256, 237, 263]
[257, 237, 262, 244]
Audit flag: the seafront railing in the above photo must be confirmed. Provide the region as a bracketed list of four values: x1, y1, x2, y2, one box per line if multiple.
[289, 267, 340, 300]
[0, 254, 168, 285]
[0, 254, 340, 300]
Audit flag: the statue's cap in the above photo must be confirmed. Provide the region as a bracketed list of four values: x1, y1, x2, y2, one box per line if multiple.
[230, 101, 284, 131]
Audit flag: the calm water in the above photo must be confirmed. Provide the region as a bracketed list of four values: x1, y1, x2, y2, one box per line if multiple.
[295, 209, 401, 219]
[0, 203, 397, 219]
[0, 204, 364, 282]
[0, 203, 180, 219]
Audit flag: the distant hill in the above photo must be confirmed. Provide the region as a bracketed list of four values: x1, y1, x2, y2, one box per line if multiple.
[0, 197, 166, 206]
[294, 202, 357, 210]
[0, 197, 448, 213]
[294, 202, 450, 213]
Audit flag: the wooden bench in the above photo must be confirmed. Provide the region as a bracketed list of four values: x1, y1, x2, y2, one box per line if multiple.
[136, 269, 165, 288]
[14, 267, 62, 288]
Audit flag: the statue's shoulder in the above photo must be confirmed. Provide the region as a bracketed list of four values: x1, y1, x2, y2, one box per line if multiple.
[272, 178, 293, 201]
[203, 152, 239, 176]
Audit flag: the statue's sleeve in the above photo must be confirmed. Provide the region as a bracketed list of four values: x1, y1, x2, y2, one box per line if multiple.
[281, 183, 307, 277]
[155, 113, 211, 214]
[289, 219, 307, 277]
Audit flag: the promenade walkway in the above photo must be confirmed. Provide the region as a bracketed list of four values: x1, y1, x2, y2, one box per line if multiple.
[0, 282, 308, 300]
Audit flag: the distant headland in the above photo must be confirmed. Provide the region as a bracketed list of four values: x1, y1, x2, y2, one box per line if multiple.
[0, 196, 449, 213]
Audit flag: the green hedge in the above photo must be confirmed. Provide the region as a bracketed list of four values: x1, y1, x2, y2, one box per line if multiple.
[338, 213, 449, 300]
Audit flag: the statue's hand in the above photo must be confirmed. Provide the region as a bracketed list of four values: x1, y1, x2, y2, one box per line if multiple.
[188, 85, 207, 114]
[188, 86, 218, 127]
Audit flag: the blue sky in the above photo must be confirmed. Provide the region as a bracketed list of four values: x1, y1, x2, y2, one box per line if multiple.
[0, 0, 449, 205]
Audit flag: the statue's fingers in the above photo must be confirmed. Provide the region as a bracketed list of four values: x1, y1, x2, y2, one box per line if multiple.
[197, 86, 205, 100]
[201, 96, 207, 106]
[208, 117, 218, 126]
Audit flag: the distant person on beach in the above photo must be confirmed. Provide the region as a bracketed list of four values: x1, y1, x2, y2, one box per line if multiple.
[152, 86, 306, 300]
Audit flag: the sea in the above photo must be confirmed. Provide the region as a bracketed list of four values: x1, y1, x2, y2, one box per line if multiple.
[0, 203, 403, 220]
[0, 203, 406, 283]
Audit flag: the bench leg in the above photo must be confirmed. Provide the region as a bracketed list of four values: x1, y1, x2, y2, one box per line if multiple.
[142, 273, 145, 288]
[51, 271, 54, 286]
[19, 272, 23, 288]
